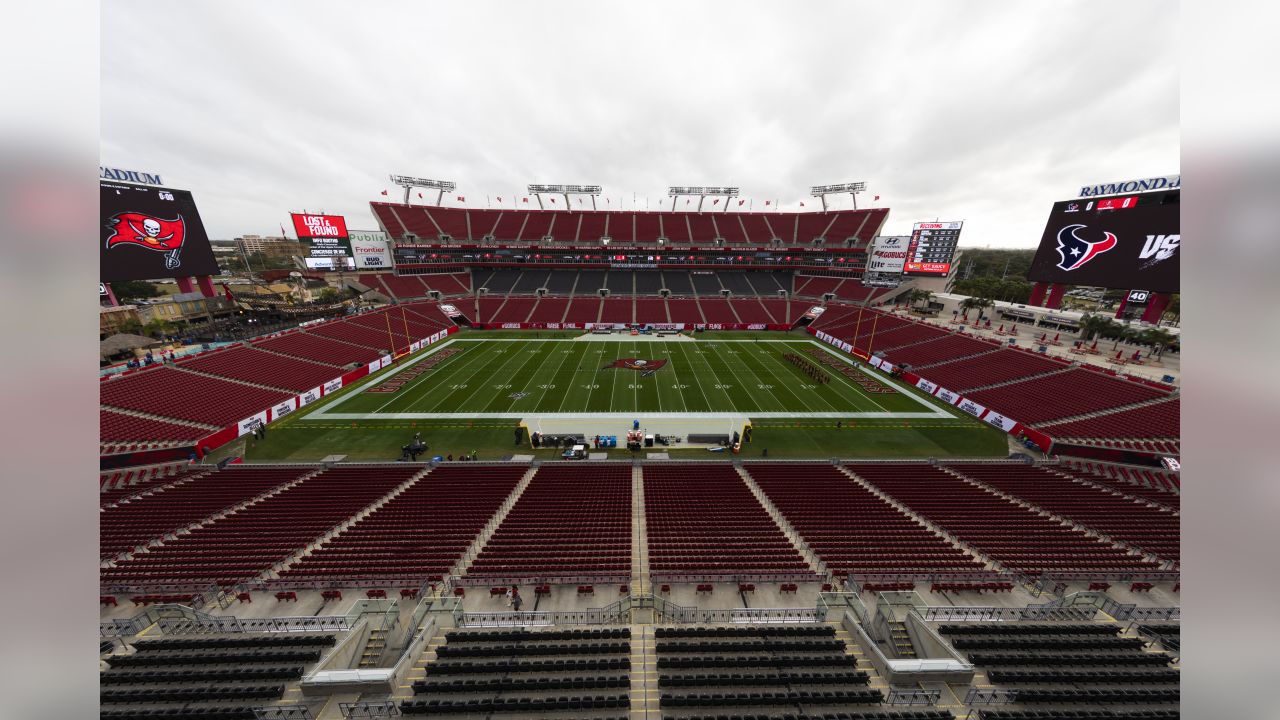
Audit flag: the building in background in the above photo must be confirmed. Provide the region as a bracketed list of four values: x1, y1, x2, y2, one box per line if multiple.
[235, 234, 305, 260]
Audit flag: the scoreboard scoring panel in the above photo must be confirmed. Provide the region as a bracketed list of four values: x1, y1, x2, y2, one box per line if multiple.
[902, 221, 963, 276]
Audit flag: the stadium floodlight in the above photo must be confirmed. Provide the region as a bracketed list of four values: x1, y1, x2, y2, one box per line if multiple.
[667, 186, 740, 212]
[527, 184, 603, 210]
[810, 182, 867, 210]
[390, 175, 457, 205]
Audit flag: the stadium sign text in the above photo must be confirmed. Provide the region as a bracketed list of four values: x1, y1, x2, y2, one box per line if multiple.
[1077, 175, 1179, 198]
[100, 166, 163, 186]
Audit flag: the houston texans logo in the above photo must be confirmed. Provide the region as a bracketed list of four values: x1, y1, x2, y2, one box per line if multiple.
[1055, 224, 1117, 272]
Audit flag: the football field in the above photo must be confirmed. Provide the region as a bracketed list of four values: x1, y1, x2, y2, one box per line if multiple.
[308, 336, 951, 420]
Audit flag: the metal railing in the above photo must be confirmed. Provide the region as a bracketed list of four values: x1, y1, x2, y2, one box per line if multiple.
[699, 607, 822, 624]
[254, 706, 314, 719]
[920, 605, 1096, 622]
[963, 687, 1019, 705]
[340, 701, 399, 718]
[886, 688, 941, 706]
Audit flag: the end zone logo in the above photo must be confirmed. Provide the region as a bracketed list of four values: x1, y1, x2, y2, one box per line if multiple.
[105, 212, 187, 269]
[1054, 224, 1117, 272]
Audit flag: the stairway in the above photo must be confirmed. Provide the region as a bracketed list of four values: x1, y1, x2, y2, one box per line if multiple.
[887, 620, 917, 658]
[450, 465, 538, 578]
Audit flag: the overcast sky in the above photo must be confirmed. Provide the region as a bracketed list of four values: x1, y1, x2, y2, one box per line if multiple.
[102, 1, 1177, 247]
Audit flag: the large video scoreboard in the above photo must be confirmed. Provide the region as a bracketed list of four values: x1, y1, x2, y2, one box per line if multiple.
[1027, 190, 1179, 292]
[902, 221, 963, 276]
[101, 182, 221, 282]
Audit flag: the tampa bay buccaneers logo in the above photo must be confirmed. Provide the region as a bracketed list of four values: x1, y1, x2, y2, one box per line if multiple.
[604, 358, 668, 372]
[105, 213, 187, 269]
[1054, 224, 1117, 272]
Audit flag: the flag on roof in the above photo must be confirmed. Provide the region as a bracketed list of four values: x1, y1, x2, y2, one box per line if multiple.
[380, 190, 388, 196]
[456, 196, 465, 202]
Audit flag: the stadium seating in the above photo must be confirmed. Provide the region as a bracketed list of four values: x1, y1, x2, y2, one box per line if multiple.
[878, 333, 1000, 368]
[100, 466, 311, 559]
[846, 463, 1162, 577]
[526, 296, 571, 324]
[963, 369, 1171, 425]
[279, 464, 523, 585]
[1038, 397, 1180, 441]
[657, 624, 882, 714]
[910, 348, 1069, 392]
[696, 297, 740, 324]
[745, 463, 987, 577]
[949, 464, 1179, 565]
[100, 465, 421, 588]
[666, 298, 703, 324]
[370, 203, 888, 247]
[400, 627, 631, 716]
[100, 368, 293, 428]
[252, 330, 381, 366]
[418, 272, 471, 296]
[176, 345, 340, 392]
[645, 464, 812, 579]
[100, 409, 207, 445]
[466, 464, 631, 581]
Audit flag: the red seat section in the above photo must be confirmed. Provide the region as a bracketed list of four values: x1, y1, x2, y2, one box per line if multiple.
[466, 464, 631, 581]
[177, 345, 340, 392]
[963, 368, 1171, 425]
[100, 465, 421, 589]
[879, 333, 999, 368]
[913, 349, 1069, 392]
[278, 464, 523, 585]
[1039, 398, 1180, 441]
[100, 368, 293, 428]
[645, 464, 810, 580]
[846, 463, 1162, 578]
[745, 463, 987, 578]
[100, 466, 306, 560]
[948, 463, 1179, 565]
[252, 331, 382, 366]
[100, 410, 206, 445]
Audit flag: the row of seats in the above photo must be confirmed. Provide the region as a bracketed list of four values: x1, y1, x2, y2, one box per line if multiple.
[280, 464, 522, 584]
[967, 652, 1173, 667]
[100, 665, 304, 684]
[102, 466, 416, 588]
[427, 656, 630, 675]
[413, 674, 628, 694]
[661, 690, 884, 708]
[466, 464, 631, 579]
[963, 369, 1170, 425]
[847, 463, 1162, 577]
[1038, 398, 1180, 441]
[401, 695, 628, 714]
[660, 670, 871, 687]
[469, 292, 797, 325]
[132, 634, 334, 650]
[101, 684, 283, 703]
[100, 466, 307, 559]
[176, 344, 339, 391]
[950, 464, 1179, 565]
[101, 708, 261, 720]
[646, 464, 810, 579]
[434, 641, 629, 658]
[906, 348, 1068, 393]
[977, 711, 1179, 720]
[745, 463, 986, 577]
[372, 202, 886, 246]
[657, 626, 833, 639]
[100, 410, 207, 445]
[106, 648, 324, 667]
[447, 627, 630, 642]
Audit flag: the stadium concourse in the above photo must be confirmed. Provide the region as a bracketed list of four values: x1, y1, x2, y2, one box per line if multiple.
[100, 211, 1179, 720]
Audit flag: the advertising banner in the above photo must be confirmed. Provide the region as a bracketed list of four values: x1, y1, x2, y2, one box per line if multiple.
[323, 377, 343, 395]
[270, 398, 297, 422]
[368, 358, 382, 373]
[410, 340, 422, 352]
[380, 354, 393, 367]
[292, 213, 352, 259]
[351, 237, 393, 269]
[237, 411, 268, 437]
[915, 378, 938, 394]
[299, 386, 321, 407]
[869, 356, 883, 368]
[934, 387, 960, 405]
[983, 411, 1017, 432]
[957, 398, 987, 418]
[866, 236, 910, 273]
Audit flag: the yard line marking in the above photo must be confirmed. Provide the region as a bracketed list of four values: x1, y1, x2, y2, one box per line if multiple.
[484, 340, 556, 413]
[663, 341, 703, 412]
[418, 338, 533, 414]
[737, 342, 828, 413]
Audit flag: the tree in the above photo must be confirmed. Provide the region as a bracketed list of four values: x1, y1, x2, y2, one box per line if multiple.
[960, 296, 994, 320]
[112, 280, 164, 302]
[117, 318, 144, 336]
[143, 318, 176, 339]
[1104, 322, 1135, 350]
[1136, 327, 1177, 359]
[317, 287, 343, 303]
[1077, 314, 1115, 342]
[906, 289, 935, 311]
[1161, 294, 1180, 325]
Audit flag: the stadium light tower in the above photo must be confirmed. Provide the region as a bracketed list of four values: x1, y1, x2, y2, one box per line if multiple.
[527, 184, 603, 210]
[668, 186, 740, 212]
[810, 182, 867, 211]
[390, 175, 457, 205]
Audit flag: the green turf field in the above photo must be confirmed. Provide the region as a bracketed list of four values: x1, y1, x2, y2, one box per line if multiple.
[316, 337, 939, 418]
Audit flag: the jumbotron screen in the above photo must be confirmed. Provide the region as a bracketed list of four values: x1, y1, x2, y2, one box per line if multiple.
[101, 182, 221, 282]
[292, 213, 352, 258]
[1027, 190, 1179, 293]
[902, 222, 963, 276]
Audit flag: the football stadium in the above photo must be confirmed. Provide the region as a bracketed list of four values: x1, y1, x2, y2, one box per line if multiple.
[98, 7, 1180, 720]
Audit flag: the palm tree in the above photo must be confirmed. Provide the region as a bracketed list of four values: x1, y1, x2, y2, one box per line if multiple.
[1137, 327, 1177, 359]
[907, 289, 935, 312]
[1077, 314, 1115, 342]
[1106, 323, 1135, 351]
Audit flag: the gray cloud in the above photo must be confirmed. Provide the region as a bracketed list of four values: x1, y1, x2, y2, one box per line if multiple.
[103, 0, 1177, 247]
